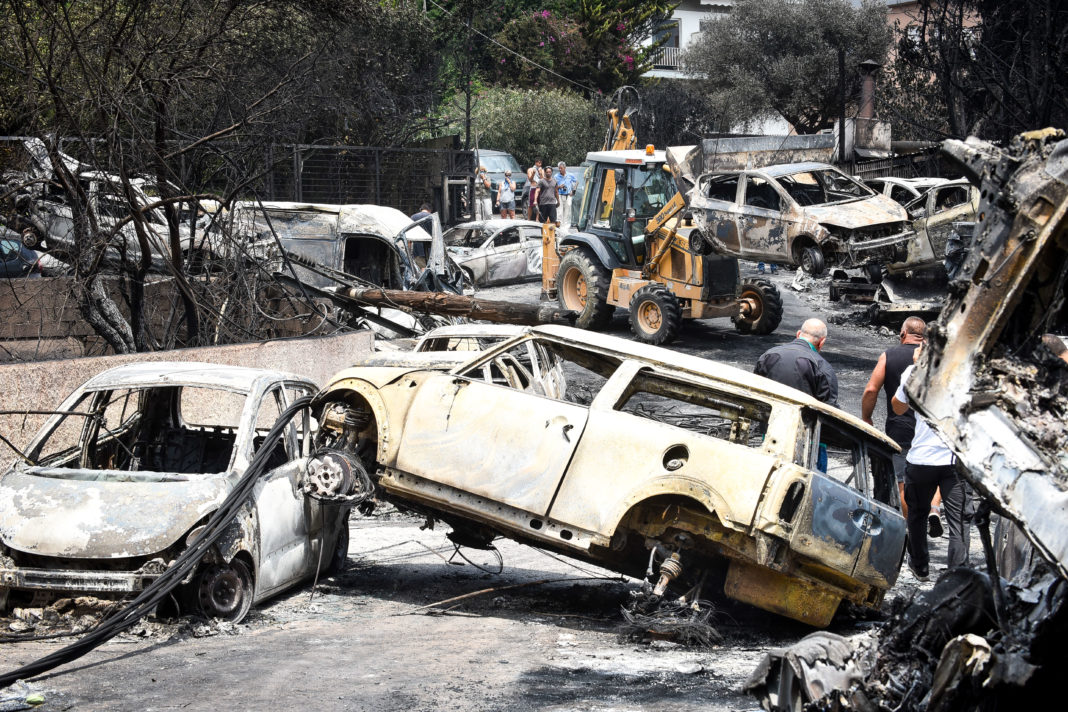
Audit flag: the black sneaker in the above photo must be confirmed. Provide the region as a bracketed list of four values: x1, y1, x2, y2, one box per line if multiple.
[908, 560, 929, 581]
[928, 512, 944, 538]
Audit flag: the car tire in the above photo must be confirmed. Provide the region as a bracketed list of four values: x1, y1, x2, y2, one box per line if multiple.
[556, 248, 614, 330]
[733, 278, 784, 335]
[689, 228, 713, 256]
[460, 267, 477, 291]
[863, 262, 884, 284]
[628, 284, 682, 345]
[191, 557, 254, 623]
[800, 246, 826, 276]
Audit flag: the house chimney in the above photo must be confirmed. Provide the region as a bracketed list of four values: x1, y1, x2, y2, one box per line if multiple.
[858, 59, 882, 120]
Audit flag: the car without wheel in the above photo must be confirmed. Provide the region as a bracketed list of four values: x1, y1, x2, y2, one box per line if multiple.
[0, 363, 347, 622]
[312, 325, 907, 627]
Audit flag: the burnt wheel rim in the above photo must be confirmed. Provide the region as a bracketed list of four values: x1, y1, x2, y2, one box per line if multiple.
[562, 268, 588, 309]
[198, 564, 249, 619]
[636, 300, 662, 333]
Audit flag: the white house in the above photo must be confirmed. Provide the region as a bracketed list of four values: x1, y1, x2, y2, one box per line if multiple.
[645, 0, 734, 79]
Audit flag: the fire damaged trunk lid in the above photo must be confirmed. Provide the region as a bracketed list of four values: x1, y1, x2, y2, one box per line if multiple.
[0, 468, 230, 558]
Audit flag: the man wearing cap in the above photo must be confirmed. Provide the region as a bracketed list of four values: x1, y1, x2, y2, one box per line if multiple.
[556, 162, 578, 229]
[474, 165, 492, 220]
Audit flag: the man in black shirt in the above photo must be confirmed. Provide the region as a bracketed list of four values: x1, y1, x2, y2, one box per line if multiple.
[754, 318, 838, 407]
[861, 317, 941, 531]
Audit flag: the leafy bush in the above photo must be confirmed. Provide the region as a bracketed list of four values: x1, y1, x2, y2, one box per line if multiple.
[470, 86, 601, 167]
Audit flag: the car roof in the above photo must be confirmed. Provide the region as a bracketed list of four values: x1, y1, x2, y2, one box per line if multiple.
[526, 325, 897, 446]
[79, 362, 313, 392]
[417, 324, 529, 342]
[448, 220, 543, 231]
[760, 162, 838, 178]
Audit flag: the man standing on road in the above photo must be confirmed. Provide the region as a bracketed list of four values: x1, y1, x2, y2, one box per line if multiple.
[526, 158, 543, 220]
[555, 161, 577, 229]
[754, 318, 838, 407]
[892, 350, 969, 581]
[861, 316, 942, 533]
[535, 166, 559, 225]
[474, 166, 493, 220]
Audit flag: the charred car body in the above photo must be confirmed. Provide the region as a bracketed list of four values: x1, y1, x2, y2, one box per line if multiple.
[0, 363, 347, 622]
[688, 161, 913, 276]
[312, 326, 906, 627]
[443, 219, 544, 286]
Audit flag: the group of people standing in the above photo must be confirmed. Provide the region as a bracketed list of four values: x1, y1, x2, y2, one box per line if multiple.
[755, 316, 968, 584]
[476, 157, 577, 226]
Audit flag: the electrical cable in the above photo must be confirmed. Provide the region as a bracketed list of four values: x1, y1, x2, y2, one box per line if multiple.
[0, 396, 312, 688]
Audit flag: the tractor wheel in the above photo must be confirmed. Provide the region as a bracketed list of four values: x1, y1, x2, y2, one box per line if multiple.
[734, 278, 784, 335]
[800, 246, 826, 276]
[557, 249, 614, 330]
[689, 228, 713, 256]
[628, 284, 683, 345]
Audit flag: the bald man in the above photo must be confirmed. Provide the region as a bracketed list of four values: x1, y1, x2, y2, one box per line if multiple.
[754, 318, 838, 407]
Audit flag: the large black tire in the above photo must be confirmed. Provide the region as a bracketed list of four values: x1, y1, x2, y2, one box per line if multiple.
[734, 278, 784, 335]
[556, 248, 614, 329]
[863, 262, 884, 284]
[800, 246, 826, 276]
[325, 515, 351, 575]
[628, 284, 682, 345]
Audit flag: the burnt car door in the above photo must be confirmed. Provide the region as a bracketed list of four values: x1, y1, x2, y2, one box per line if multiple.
[852, 443, 907, 587]
[249, 382, 325, 595]
[519, 226, 543, 277]
[735, 174, 790, 262]
[789, 415, 875, 577]
[395, 347, 596, 517]
[484, 227, 526, 282]
[918, 184, 977, 263]
[695, 173, 742, 253]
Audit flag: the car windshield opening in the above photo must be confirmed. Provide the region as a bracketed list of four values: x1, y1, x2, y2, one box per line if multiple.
[444, 227, 491, 248]
[28, 385, 248, 475]
[779, 169, 875, 206]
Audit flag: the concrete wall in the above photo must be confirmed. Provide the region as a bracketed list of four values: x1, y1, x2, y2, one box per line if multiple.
[0, 330, 374, 457]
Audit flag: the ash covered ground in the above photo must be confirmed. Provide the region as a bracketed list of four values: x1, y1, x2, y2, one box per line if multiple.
[0, 264, 965, 711]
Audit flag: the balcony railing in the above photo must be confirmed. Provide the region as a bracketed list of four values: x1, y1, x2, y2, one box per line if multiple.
[652, 46, 681, 70]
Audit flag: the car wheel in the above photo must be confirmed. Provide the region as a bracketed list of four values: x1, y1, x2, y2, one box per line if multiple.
[689, 228, 713, 256]
[628, 284, 682, 344]
[733, 278, 784, 335]
[460, 266, 477, 290]
[800, 246, 826, 276]
[556, 249, 614, 329]
[863, 262, 884, 284]
[193, 558, 254, 622]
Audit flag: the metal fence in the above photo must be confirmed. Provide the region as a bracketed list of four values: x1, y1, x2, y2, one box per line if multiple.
[852, 147, 945, 181]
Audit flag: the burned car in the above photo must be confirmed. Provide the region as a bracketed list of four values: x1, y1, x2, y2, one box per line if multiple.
[887, 179, 980, 275]
[313, 325, 906, 627]
[689, 162, 914, 276]
[0, 363, 347, 622]
[444, 219, 544, 286]
[864, 176, 949, 206]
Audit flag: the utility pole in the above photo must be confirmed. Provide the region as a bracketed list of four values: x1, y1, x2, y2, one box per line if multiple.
[838, 47, 846, 166]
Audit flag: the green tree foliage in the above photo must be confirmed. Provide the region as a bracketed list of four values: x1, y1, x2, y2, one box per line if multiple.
[681, 0, 892, 134]
[469, 86, 600, 167]
[879, 0, 1068, 142]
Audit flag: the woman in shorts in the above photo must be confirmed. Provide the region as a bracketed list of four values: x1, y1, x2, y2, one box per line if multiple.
[496, 170, 516, 219]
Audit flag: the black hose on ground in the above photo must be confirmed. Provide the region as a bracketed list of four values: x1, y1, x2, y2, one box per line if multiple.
[0, 396, 313, 688]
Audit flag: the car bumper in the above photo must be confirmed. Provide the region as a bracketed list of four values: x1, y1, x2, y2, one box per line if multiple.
[0, 566, 155, 594]
[843, 229, 915, 266]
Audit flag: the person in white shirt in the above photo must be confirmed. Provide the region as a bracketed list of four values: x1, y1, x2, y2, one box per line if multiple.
[891, 353, 970, 581]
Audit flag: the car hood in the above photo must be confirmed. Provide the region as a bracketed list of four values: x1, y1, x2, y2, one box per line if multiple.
[0, 467, 231, 558]
[805, 196, 906, 230]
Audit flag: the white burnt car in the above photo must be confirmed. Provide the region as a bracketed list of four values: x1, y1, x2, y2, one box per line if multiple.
[313, 325, 907, 627]
[0, 363, 348, 622]
[443, 219, 544, 286]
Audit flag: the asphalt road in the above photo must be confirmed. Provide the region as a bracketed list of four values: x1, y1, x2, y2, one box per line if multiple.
[1, 264, 960, 712]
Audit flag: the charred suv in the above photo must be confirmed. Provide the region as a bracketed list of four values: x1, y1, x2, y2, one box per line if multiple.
[689, 161, 913, 276]
[312, 325, 907, 627]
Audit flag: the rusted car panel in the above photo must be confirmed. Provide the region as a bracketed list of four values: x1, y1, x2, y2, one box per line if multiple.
[905, 129, 1068, 579]
[685, 160, 913, 272]
[444, 219, 544, 286]
[315, 325, 905, 626]
[887, 179, 980, 274]
[0, 363, 345, 619]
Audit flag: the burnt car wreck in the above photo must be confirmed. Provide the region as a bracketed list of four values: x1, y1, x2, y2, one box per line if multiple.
[746, 129, 1068, 711]
[312, 326, 906, 628]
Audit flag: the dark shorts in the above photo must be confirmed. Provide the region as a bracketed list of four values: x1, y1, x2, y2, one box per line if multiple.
[538, 204, 558, 223]
[499, 199, 515, 211]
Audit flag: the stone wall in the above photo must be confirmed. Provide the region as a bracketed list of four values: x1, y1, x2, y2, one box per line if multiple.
[0, 330, 374, 457]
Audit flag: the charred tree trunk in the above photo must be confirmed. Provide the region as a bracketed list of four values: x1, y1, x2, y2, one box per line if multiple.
[339, 287, 576, 327]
